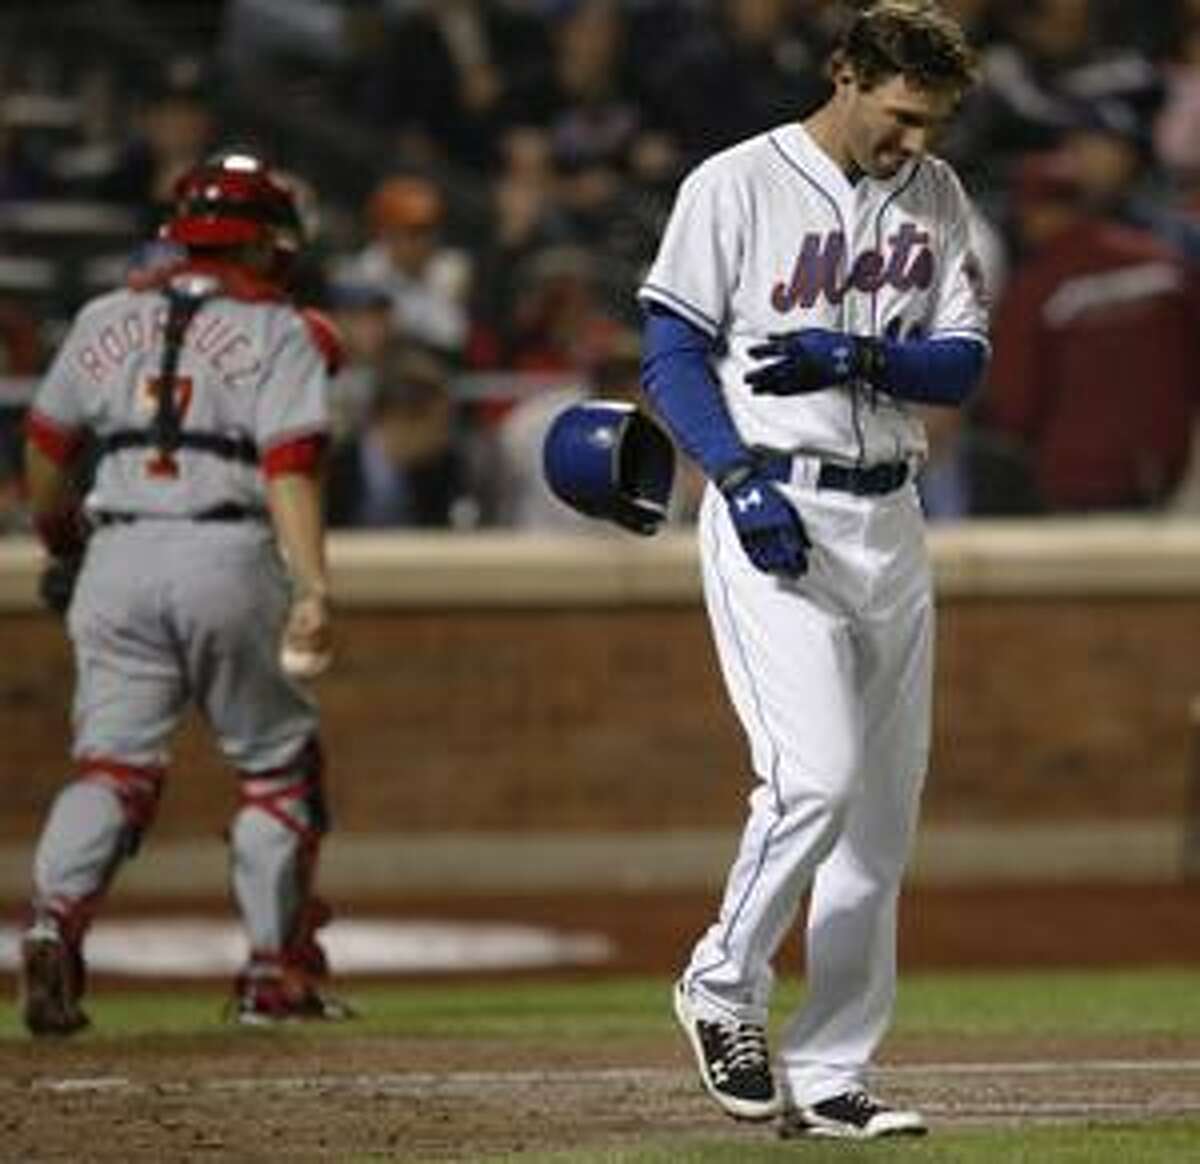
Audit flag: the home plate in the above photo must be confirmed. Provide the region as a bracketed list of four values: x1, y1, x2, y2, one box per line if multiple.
[0, 919, 615, 976]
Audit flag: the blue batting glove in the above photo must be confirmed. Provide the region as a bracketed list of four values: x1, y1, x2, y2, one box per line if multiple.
[718, 463, 811, 578]
[745, 329, 883, 395]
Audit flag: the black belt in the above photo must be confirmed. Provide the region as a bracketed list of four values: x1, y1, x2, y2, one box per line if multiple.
[816, 460, 909, 496]
[759, 455, 910, 496]
[93, 503, 266, 526]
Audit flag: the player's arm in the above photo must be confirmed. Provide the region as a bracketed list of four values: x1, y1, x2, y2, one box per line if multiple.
[745, 329, 987, 406]
[24, 412, 90, 614]
[266, 468, 329, 602]
[639, 304, 748, 482]
[264, 441, 333, 675]
[640, 303, 809, 577]
[258, 314, 340, 675]
[25, 409, 90, 548]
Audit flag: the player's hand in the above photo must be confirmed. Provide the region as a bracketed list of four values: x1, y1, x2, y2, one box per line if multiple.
[745, 329, 882, 395]
[280, 590, 333, 680]
[719, 468, 810, 578]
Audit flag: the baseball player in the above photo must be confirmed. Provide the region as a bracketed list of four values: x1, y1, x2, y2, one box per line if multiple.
[638, 2, 986, 1139]
[18, 152, 351, 1033]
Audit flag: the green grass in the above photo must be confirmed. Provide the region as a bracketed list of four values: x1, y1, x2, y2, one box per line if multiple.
[6, 970, 1200, 1160]
[3, 966, 1200, 1042]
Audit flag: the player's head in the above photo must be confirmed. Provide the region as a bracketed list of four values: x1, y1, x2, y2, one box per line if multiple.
[827, 1, 977, 179]
[160, 150, 305, 278]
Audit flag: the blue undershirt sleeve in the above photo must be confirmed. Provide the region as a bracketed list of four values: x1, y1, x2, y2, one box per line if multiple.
[639, 305, 748, 481]
[874, 335, 988, 406]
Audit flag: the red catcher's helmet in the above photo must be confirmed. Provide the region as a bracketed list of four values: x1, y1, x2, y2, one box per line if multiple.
[161, 152, 303, 254]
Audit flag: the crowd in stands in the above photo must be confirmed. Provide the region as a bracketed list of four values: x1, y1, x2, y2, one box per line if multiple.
[2, 0, 1200, 532]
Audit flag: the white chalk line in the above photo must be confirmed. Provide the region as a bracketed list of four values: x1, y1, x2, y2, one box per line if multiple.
[14, 1059, 1200, 1103]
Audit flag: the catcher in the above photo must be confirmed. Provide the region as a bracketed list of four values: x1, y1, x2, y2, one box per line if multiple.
[18, 151, 351, 1033]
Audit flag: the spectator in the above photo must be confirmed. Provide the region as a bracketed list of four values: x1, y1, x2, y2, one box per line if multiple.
[487, 325, 702, 530]
[352, 0, 552, 171]
[91, 56, 220, 230]
[221, 0, 360, 76]
[332, 175, 472, 358]
[530, 0, 682, 264]
[324, 280, 394, 442]
[945, 0, 1157, 209]
[326, 344, 476, 528]
[472, 126, 575, 349]
[648, 0, 832, 158]
[917, 405, 1044, 520]
[501, 244, 625, 376]
[1053, 92, 1200, 264]
[982, 151, 1200, 512]
[1154, 0, 1200, 198]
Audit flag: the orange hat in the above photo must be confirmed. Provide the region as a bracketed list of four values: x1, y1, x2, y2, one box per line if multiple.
[368, 176, 443, 232]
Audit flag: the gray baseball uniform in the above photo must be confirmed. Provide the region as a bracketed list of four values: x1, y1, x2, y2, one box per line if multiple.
[25, 258, 338, 991]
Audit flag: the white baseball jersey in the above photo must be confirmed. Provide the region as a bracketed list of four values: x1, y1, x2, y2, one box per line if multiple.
[652, 122, 990, 1110]
[639, 121, 988, 465]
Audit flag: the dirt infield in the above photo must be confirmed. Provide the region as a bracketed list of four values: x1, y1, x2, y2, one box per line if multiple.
[6, 884, 1200, 1160]
[4, 1034, 1200, 1161]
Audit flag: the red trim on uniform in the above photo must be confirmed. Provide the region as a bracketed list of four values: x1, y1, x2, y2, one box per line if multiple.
[261, 433, 328, 478]
[25, 409, 83, 466]
[300, 308, 345, 375]
[237, 776, 323, 847]
[78, 757, 166, 831]
[78, 756, 167, 783]
[235, 738, 326, 847]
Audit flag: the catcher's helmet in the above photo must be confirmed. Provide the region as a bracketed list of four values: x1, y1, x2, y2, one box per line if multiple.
[542, 400, 675, 536]
[161, 151, 303, 255]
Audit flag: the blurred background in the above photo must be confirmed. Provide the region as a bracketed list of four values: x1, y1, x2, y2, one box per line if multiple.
[1, 0, 1200, 529]
[3, 0, 1200, 977]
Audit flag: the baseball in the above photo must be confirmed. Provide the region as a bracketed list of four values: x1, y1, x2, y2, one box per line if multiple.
[279, 643, 333, 680]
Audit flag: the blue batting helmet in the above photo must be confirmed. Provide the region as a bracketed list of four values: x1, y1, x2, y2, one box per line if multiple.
[542, 400, 675, 536]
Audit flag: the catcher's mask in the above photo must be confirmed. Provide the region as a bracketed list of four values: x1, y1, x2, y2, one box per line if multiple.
[161, 151, 304, 264]
[542, 400, 675, 536]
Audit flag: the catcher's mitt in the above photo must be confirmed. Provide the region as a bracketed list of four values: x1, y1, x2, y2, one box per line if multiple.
[39, 552, 84, 616]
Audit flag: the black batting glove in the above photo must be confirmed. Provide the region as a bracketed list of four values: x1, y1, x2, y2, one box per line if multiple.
[745, 329, 885, 396]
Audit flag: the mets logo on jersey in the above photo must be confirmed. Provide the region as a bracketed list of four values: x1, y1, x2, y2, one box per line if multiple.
[771, 224, 934, 312]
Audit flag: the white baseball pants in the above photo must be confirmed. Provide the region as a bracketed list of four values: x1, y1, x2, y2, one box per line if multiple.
[683, 474, 934, 1107]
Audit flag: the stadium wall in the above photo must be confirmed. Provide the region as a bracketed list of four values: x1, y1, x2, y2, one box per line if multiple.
[0, 522, 1196, 848]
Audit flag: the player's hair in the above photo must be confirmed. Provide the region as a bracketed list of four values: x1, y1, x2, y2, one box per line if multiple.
[829, 1, 978, 96]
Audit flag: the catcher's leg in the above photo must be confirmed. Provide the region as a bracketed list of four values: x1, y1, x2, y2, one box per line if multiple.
[22, 758, 165, 1036]
[227, 737, 352, 1023]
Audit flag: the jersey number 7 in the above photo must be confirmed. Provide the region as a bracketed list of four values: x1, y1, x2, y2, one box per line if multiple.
[139, 374, 194, 479]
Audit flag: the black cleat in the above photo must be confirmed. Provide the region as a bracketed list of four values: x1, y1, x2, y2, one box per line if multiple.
[673, 980, 781, 1121]
[20, 927, 90, 1038]
[780, 1090, 927, 1139]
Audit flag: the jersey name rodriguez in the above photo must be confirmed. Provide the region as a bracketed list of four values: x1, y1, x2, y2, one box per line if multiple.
[72, 299, 262, 388]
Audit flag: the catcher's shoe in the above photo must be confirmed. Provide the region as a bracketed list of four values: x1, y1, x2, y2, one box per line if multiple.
[229, 967, 356, 1027]
[779, 1090, 927, 1140]
[672, 979, 781, 1121]
[19, 924, 90, 1037]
